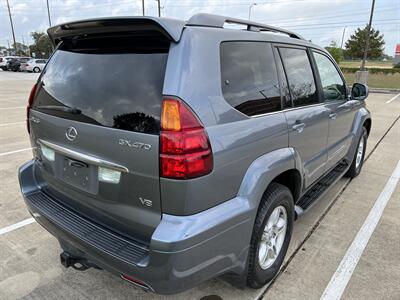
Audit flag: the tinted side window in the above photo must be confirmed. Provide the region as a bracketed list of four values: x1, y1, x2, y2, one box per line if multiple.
[313, 52, 346, 101]
[279, 48, 319, 107]
[220, 42, 281, 116]
[274, 48, 291, 108]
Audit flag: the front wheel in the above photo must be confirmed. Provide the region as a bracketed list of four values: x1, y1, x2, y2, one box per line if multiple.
[247, 183, 294, 288]
[33, 67, 40, 73]
[345, 127, 367, 178]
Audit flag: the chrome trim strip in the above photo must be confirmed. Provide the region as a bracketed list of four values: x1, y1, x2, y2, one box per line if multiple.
[38, 139, 129, 173]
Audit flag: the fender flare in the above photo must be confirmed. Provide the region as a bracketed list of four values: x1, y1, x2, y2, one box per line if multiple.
[237, 147, 302, 209]
[347, 107, 371, 161]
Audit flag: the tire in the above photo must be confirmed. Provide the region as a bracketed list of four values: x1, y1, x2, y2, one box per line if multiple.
[247, 182, 294, 289]
[345, 127, 367, 178]
[33, 67, 40, 73]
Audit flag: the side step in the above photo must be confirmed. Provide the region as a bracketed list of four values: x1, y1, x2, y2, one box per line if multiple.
[295, 161, 348, 217]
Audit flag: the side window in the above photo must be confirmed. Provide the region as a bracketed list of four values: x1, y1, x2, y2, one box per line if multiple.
[279, 48, 319, 107]
[313, 52, 346, 101]
[220, 42, 281, 116]
[274, 48, 291, 108]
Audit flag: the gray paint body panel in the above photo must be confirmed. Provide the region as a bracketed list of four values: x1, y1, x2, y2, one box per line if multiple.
[29, 110, 161, 242]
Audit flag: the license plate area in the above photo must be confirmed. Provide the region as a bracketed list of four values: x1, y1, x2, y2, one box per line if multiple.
[58, 156, 98, 193]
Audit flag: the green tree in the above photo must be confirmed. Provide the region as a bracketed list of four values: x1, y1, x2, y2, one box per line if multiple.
[13, 42, 29, 56]
[325, 41, 343, 64]
[345, 25, 385, 59]
[29, 32, 53, 58]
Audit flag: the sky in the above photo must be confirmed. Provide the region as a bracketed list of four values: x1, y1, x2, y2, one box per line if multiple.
[1, 0, 399, 56]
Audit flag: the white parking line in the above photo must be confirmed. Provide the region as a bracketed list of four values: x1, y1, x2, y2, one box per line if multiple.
[386, 93, 400, 104]
[321, 160, 400, 300]
[0, 147, 33, 157]
[0, 218, 35, 236]
[0, 121, 25, 126]
[0, 106, 25, 110]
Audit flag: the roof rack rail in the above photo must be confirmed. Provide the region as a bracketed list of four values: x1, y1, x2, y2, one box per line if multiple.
[187, 13, 304, 40]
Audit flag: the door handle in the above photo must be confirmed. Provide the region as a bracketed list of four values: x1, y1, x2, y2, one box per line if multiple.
[329, 113, 337, 120]
[292, 123, 305, 133]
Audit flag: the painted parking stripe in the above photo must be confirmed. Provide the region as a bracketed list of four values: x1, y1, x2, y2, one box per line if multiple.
[0, 147, 33, 157]
[0, 106, 25, 110]
[321, 160, 400, 300]
[0, 121, 25, 126]
[0, 218, 35, 236]
[386, 93, 400, 104]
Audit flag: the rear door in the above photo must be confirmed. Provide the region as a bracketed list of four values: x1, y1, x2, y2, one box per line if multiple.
[277, 46, 329, 188]
[29, 34, 169, 242]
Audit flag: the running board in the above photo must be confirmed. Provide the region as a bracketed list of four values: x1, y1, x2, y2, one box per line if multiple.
[295, 161, 348, 218]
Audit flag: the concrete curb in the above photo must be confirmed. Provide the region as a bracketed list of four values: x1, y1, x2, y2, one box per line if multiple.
[370, 88, 400, 94]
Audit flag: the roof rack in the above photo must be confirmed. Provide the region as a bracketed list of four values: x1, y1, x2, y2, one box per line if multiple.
[187, 13, 304, 40]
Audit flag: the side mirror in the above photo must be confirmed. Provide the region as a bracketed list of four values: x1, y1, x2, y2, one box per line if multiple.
[351, 83, 369, 101]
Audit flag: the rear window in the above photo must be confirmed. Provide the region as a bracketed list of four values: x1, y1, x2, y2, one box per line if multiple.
[33, 34, 169, 135]
[220, 41, 281, 117]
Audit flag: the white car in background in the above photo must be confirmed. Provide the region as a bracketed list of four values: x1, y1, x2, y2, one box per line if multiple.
[21, 59, 47, 73]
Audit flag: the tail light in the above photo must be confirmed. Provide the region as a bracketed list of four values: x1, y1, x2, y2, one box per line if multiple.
[160, 97, 213, 179]
[26, 83, 37, 134]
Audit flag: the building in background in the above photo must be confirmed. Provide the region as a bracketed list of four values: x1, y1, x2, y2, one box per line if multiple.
[394, 44, 400, 65]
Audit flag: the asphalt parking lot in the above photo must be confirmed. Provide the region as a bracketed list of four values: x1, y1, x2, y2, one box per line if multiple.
[0, 71, 399, 300]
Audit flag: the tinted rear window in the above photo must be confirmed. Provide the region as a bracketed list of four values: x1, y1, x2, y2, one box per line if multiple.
[33, 36, 169, 134]
[220, 42, 281, 117]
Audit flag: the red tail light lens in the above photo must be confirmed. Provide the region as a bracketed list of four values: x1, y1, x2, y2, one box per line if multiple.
[160, 97, 213, 179]
[26, 83, 37, 134]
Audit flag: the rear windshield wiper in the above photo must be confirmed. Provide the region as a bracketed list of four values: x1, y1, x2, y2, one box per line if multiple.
[37, 105, 81, 114]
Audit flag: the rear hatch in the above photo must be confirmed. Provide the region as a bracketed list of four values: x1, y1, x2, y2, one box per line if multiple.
[29, 32, 169, 243]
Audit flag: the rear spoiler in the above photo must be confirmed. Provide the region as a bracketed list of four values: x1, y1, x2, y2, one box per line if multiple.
[47, 17, 186, 45]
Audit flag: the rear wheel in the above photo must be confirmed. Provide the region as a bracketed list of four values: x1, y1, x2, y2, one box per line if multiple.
[33, 67, 40, 73]
[345, 127, 367, 178]
[247, 183, 294, 288]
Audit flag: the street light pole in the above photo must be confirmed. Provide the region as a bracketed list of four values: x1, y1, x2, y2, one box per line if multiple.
[142, 0, 145, 16]
[248, 3, 257, 20]
[6, 0, 17, 52]
[156, 0, 161, 17]
[340, 26, 347, 49]
[46, 0, 52, 27]
[361, 0, 376, 71]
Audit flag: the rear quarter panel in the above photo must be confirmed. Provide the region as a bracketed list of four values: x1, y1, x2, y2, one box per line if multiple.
[161, 27, 296, 215]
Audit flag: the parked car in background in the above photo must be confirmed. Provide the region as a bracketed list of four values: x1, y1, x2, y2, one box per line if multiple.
[6, 57, 31, 72]
[0, 56, 18, 70]
[21, 59, 48, 73]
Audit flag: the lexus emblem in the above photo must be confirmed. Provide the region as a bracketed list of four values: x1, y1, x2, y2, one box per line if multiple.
[65, 126, 78, 141]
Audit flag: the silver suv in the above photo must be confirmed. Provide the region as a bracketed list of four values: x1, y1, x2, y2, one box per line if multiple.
[19, 14, 371, 294]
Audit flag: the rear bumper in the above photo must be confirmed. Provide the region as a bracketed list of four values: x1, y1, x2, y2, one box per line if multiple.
[19, 160, 255, 294]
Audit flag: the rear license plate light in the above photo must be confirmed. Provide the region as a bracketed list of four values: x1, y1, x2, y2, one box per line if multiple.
[98, 167, 121, 184]
[41, 144, 55, 161]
